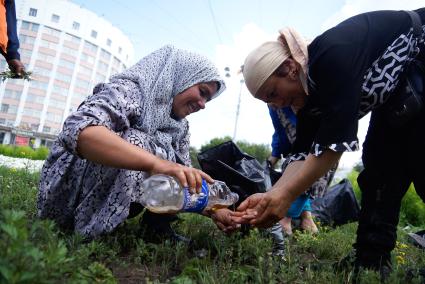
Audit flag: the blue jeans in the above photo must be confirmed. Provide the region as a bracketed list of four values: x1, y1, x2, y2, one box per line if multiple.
[286, 194, 311, 218]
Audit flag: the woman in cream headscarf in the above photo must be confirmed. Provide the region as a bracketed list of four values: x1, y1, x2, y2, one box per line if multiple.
[233, 8, 425, 277]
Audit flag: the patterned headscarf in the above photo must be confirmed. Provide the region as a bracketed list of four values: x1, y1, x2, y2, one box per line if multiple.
[110, 45, 226, 164]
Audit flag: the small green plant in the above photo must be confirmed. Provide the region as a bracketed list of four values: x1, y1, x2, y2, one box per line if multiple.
[0, 70, 32, 82]
[0, 166, 424, 283]
[0, 145, 49, 160]
[0, 210, 71, 283]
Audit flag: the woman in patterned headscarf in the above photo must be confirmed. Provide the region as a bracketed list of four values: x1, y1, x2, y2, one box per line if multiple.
[37, 45, 236, 239]
[234, 9, 425, 277]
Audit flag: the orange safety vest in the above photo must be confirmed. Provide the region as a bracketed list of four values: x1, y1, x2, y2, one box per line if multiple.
[0, 0, 8, 54]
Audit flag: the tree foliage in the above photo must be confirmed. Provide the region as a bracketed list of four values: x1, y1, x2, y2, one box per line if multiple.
[189, 146, 200, 169]
[189, 136, 271, 168]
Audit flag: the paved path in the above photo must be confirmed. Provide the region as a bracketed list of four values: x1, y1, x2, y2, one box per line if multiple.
[0, 154, 44, 173]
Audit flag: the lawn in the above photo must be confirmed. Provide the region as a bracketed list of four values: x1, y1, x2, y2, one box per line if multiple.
[0, 166, 424, 283]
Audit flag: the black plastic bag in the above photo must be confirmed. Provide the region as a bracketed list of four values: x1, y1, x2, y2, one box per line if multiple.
[311, 178, 360, 226]
[198, 141, 286, 247]
[197, 141, 267, 206]
[408, 230, 425, 249]
[264, 160, 282, 187]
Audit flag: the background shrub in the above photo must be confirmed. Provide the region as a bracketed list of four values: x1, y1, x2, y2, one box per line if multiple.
[0, 145, 49, 160]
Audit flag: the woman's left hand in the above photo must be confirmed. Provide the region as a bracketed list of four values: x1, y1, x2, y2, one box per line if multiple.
[231, 189, 292, 228]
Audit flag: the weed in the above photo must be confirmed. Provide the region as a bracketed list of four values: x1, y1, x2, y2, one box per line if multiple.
[0, 166, 424, 283]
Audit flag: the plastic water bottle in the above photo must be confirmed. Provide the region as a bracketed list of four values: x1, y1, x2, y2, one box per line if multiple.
[140, 174, 239, 214]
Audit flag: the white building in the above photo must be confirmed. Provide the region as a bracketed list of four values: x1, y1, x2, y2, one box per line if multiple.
[0, 0, 134, 147]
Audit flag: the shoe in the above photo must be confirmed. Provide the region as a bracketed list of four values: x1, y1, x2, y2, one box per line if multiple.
[271, 248, 287, 261]
[267, 223, 286, 260]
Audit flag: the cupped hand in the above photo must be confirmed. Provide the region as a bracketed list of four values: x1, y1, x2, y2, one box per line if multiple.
[231, 190, 292, 228]
[151, 158, 213, 194]
[210, 208, 240, 234]
[7, 59, 25, 78]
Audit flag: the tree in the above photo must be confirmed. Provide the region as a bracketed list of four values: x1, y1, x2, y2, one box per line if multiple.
[353, 161, 364, 173]
[235, 140, 270, 164]
[189, 146, 201, 169]
[198, 136, 271, 164]
[199, 136, 232, 152]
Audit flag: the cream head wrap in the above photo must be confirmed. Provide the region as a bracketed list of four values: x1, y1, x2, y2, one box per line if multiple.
[243, 27, 309, 96]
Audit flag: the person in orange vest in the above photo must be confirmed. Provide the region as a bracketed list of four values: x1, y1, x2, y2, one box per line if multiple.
[0, 0, 25, 77]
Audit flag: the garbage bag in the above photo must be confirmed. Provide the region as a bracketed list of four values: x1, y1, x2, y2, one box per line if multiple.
[263, 160, 282, 188]
[198, 141, 286, 247]
[197, 141, 267, 206]
[311, 178, 360, 226]
[408, 230, 425, 249]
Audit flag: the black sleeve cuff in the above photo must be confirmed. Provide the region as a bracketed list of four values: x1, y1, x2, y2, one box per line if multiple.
[310, 140, 359, 156]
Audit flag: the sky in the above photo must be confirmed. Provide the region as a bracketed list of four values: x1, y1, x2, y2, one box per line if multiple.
[71, 0, 425, 170]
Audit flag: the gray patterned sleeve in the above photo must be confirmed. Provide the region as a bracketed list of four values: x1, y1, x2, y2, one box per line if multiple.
[58, 80, 142, 156]
[179, 123, 191, 167]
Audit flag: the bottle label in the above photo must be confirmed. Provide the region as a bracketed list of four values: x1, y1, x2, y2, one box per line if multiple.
[182, 179, 209, 213]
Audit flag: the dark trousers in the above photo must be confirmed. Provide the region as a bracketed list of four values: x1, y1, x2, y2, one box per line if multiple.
[354, 104, 425, 267]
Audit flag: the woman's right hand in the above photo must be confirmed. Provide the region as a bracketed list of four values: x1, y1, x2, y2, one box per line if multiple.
[150, 158, 214, 194]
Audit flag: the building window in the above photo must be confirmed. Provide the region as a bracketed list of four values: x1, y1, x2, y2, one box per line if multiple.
[106, 39, 112, 47]
[62, 46, 78, 57]
[39, 39, 57, 49]
[80, 53, 95, 64]
[21, 21, 39, 32]
[58, 58, 75, 69]
[52, 84, 69, 95]
[97, 61, 108, 72]
[90, 30, 97, 39]
[30, 124, 39, 131]
[72, 21, 80, 31]
[19, 34, 36, 45]
[44, 26, 61, 37]
[0, 104, 9, 113]
[42, 126, 51, 133]
[51, 14, 60, 23]
[100, 49, 111, 60]
[21, 21, 30, 30]
[20, 49, 32, 59]
[65, 33, 81, 44]
[37, 52, 55, 62]
[26, 94, 45, 104]
[29, 8, 37, 17]
[3, 89, 22, 100]
[84, 41, 98, 53]
[30, 80, 49, 90]
[31, 23, 39, 32]
[75, 79, 91, 90]
[112, 57, 120, 68]
[78, 65, 92, 76]
[55, 72, 72, 83]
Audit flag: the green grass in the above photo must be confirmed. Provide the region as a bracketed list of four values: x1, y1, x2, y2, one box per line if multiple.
[0, 145, 49, 160]
[0, 166, 424, 283]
